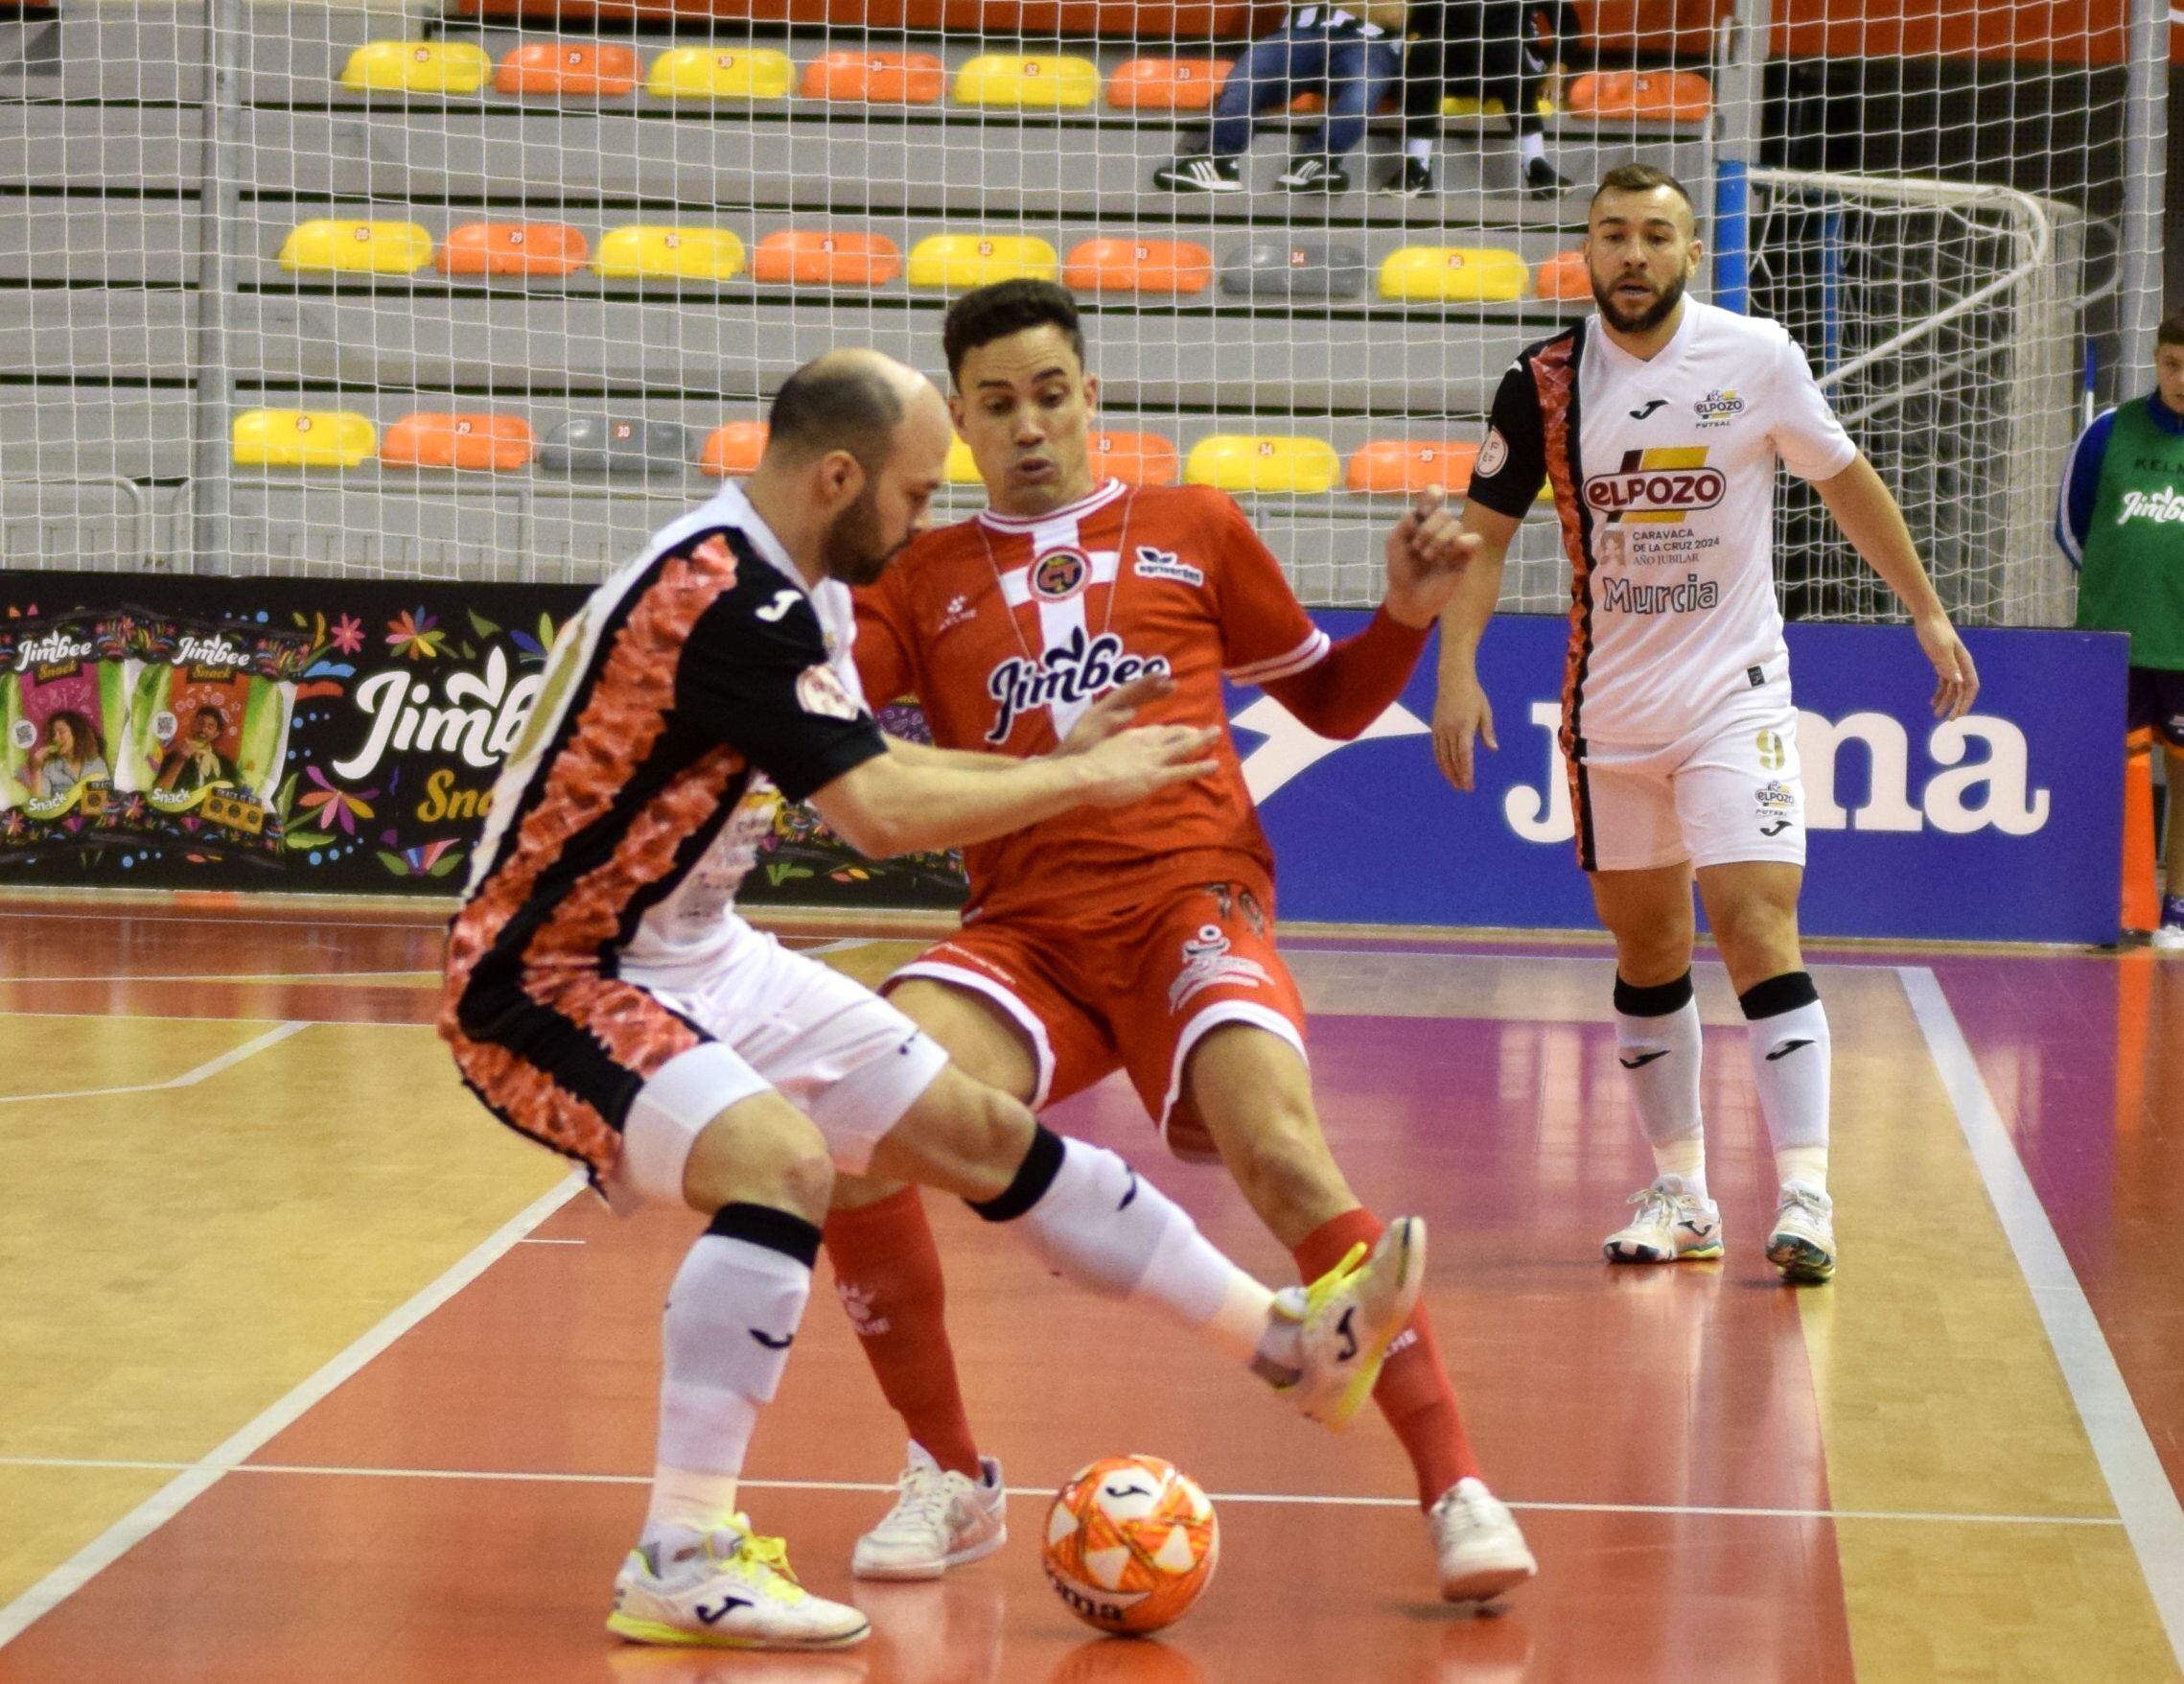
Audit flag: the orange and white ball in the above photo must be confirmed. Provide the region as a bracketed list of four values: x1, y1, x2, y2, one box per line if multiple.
[1040, 1455, 1220, 1634]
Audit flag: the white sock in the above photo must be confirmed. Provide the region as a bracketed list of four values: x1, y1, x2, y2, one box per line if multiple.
[1777, 1144, 1830, 1195]
[1520, 131, 1546, 164]
[643, 1219, 815, 1539]
[1742, 976, 1832, 1186]
[1406, 138, 1433, 163]
[1615, 973, 1707, 1199]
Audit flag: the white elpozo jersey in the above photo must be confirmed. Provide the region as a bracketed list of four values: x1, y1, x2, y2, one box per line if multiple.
[1467, 299, 1858, 751]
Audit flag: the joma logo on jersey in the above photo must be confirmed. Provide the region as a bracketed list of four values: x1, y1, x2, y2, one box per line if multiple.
[1585, 468, 1726, 514]
[984, 630, 1170, 743]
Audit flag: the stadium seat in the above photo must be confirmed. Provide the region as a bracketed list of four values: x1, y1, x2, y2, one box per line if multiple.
[951, 55, 1100, 109]
[1090, 431, 1180, 487]
[1378, 246, 1530, 303]
[1346, 439, 1479, 496]
[750, 230, 903, 288]
[646, 47, 794, 101]
[338, 41, 493, 95]
[277, 220, 433, 275]
[1218, 240, 1367, 300]
[800, 51, 945, 105]
[1184, 435, 1341, 496]
[1105, 58, 1232, 110]
[699, 421, 769, 477]
[1534, 247, 1591, 300]
[539, 417, 693, 475]
[946, 436, 983, 482]
[382, 412, 538, 472]
[232, 409, 377, 469]
[594, 225, 747, 282]
[494, 42, 642, 98]
[1568, 70, 1712, 122]
[1062, 238, 1213, 295]
[906, 234, 1057, 291]
[435, 222, 591, 277]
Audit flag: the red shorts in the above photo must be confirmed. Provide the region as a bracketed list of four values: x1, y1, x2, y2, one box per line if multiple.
[885, 875, 1308, 1161]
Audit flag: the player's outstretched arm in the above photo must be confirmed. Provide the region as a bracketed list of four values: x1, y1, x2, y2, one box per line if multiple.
[1812, 454, 1980, 720]
[807, 724, 1220, 858]
[1431, 502, 1520, 791]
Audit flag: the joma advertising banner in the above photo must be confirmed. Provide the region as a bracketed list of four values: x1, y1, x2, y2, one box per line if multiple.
[0, 576, 2126, 943]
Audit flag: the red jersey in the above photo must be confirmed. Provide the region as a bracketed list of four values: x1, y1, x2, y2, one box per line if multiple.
[854, 479, 1332, 922]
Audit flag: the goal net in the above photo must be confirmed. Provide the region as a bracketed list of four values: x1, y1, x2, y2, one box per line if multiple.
[0, 0, 2160, 633]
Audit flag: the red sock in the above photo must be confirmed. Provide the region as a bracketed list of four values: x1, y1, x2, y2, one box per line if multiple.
[1293, 1207, 1482, 1509]
[822, 1187, 983, 1479]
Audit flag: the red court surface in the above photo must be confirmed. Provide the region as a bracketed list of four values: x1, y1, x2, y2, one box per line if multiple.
[1, 899, 2179, 1683]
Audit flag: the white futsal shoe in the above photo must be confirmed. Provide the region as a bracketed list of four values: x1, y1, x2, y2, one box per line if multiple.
[1602, 1175, 1724, 1264]
[608, 1517, 870, 1650]
[1277, 1216, 1428, 1430]
[851, 1441, 1009, 1580]
[1767, 1181, 1837, 1282]
[1428, 1477, 1538, 1603]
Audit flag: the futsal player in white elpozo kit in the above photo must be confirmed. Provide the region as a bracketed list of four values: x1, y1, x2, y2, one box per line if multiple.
[439, 351, 1426, 1651]
[1430, 165, 1979, 1281]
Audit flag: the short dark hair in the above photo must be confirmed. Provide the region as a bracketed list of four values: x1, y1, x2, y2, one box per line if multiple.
[767, 356, 905, 475]
[941, 279, 1087, 385]
[1590, 163, 1697, 219]
[2160, 308, 2184, 350]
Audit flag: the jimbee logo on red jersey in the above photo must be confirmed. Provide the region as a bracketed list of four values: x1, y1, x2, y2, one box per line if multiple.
[1585, 447, 1723, 518]
[984, 628, 1170, 743]
[1032, 548, 1091, 601]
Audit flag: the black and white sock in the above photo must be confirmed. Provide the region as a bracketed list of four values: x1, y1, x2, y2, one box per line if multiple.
[1740, 971, 1831, 1193]
[1615, 971, 1708, 1200]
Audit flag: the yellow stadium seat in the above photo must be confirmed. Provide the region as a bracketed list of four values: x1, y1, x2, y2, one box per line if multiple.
[646, 46, 794, 100]
[951, 55, 1099, 109]
[594, 225, 747, 282]
[1377, 246, 1530, 303]
[946, 436, 983, 483]
[232, 409, 377, 469]
[339, 40, 493, 95]
[906, 234, 1057, 291]
[1184, 435, 1341, 496]
[277, 220, 433, 275]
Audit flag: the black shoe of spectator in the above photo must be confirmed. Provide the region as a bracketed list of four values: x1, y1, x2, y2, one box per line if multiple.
[1383, 157, 1435, 198]
[1277, 155, 1350, 193]
[1153, 154, 1244, 193]
[1523, 156, 1574, 200]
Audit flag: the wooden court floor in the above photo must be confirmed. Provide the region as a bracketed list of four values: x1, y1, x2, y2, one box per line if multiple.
[1, 894, 2180, 1683]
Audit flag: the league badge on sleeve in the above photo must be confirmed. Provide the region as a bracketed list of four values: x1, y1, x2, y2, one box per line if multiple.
[796, 664, 862, 721]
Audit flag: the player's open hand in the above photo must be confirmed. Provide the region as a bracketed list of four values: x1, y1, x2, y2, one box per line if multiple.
[1384, 487, 1480, 627]
[1915, 611, 1979, 719]
[1078, 724, 1221, 805]
[1053, 671, 1176, 757]
[1431, 673, 1498, 792]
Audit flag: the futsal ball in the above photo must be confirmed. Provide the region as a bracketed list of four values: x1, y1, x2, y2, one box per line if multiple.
[1040, 1455, 1220, 1635]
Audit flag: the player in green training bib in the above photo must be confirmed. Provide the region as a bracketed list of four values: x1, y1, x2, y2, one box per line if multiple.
[2056, 308, 2184, 948]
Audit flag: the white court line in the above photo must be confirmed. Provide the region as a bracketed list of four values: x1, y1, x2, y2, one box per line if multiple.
[0, 971, 435, 984]
[0, 1167, 586, 1650]
[0, 1020, 309, 1106]
[0, 1010, 426, 1027]
[1901, 967, 2184, 1667]
[0, 1456, 2126, 1529]
[515, 1237, 586, 1246]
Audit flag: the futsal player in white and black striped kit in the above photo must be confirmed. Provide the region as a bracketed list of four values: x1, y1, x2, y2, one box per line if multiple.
[1429, 166, 1980, 1281]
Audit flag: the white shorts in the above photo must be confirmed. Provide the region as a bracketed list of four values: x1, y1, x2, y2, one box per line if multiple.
[613, 926, 949, 1205]
[1576, 696, 1807, 874]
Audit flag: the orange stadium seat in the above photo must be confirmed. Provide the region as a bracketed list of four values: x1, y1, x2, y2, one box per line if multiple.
[750, 230, 903, 287]
[1105, 58, 1233, 110]
[436, 221, 591, 276]
[1534, 247, 1591, 299]
[494, 42, 642, 97]
[699, 421, 769, 477]
[1346, 440, 1479, 496]
[1062, 238, 1213, 295]
[1568, 70, 1712, 122]
[1090, 431, 1179, 486]
[382, 412, 539, 471]
[800, 50, 946, 104]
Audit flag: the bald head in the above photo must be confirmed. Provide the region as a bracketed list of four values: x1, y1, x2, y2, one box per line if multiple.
[765, 349, 942, 477]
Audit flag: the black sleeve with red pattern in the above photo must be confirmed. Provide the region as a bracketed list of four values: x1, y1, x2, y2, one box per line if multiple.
[1465, 357, 1550, 520]
[674, 562, 888, 804]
